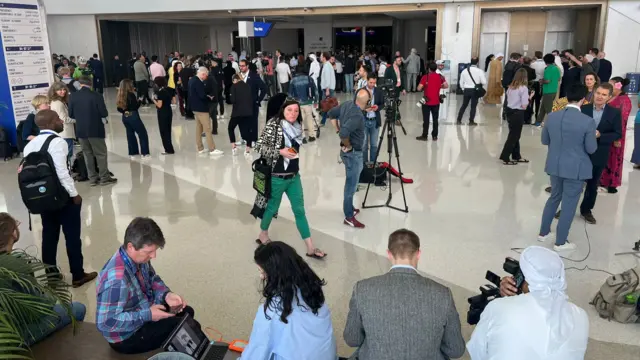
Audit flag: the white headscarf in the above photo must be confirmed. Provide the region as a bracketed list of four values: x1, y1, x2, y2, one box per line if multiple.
[519, 246, 573, 353]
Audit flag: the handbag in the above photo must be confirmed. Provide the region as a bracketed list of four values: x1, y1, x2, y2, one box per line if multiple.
[467, 67, 486, 98]
[320, 96, 339, 113]
[252, 158, 272, 198]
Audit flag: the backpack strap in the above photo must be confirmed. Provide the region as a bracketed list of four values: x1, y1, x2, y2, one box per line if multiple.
[40, 134, 58, 153]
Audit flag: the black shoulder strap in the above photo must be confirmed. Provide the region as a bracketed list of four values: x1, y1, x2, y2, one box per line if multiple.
[467, 67, 477, 85]
[40, 134, 58, 153]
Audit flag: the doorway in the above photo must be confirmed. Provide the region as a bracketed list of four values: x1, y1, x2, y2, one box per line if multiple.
[479, 33, 506, 71]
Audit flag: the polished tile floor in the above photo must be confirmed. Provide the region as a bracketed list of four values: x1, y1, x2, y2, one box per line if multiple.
[1, 89, 639, 358]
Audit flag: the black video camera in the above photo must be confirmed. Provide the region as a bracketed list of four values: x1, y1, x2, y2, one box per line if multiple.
[467, 257, 524, 325]
[378, 78, 401, 121]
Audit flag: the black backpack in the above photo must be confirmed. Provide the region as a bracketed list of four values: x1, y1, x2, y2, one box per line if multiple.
[66, 80, 77, 93]
[15, 121, 26, 153]
[0, 126, 14, 160]
[18, 135, 69, 214]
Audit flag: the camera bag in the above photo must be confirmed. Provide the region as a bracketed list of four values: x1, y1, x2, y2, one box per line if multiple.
[591, 265, 640, 323]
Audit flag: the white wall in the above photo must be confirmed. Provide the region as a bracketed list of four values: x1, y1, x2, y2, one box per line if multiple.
[209, 20, 235, 57]
[47, 15, 99, 58]
[304, 22, 333, 55]
[402, 19, 435, 57]
[442, 3, 474, 85]
[43, 0, 450, 15]
[604, 0, 640, 76]
[261, 28, 298, 54]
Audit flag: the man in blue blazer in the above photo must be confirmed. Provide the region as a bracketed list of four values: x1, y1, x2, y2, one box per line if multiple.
[538, 84, 598, 251]
[577, 83, 622, 224]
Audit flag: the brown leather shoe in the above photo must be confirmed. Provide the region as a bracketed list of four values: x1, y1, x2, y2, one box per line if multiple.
[72, 272, 98, 288]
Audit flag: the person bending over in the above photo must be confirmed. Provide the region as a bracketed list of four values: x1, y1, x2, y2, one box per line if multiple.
[344, 229, 465, 360]
[468, 246, 589, 360]
[96, 217, 197, 354]
[0, 212, 87, 346]
[240, 241, 336, 359]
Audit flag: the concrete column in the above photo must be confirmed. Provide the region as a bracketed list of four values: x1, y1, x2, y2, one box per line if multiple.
[361, 26, 366, 52]
[392, 19, 404, 54]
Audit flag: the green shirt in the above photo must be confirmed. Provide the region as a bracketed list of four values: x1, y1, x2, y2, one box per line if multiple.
[542, 65, 560, 94]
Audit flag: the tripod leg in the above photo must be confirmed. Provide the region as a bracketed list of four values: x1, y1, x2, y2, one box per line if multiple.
[362, 120, 388, 207]
[389, 124, 409, 212]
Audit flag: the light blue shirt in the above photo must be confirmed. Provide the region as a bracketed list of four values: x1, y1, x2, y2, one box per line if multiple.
[593, 105, 605, 128]
[240, 296, 337, 360]
[390, 264, 417, 271]
[366, 87, 376, 119]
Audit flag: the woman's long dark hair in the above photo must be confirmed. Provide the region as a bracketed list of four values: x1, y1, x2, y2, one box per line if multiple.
[610, 76, 630, 95]
[485, 54, 494, 72]
[254, 241, 326, 324]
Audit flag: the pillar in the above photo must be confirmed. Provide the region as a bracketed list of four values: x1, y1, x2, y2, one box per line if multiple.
[362, 26, 366, 53]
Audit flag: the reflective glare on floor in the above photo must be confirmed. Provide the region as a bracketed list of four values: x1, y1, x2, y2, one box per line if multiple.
[0, 89, 639, 358]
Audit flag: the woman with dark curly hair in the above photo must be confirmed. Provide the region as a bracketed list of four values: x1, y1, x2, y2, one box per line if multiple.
[240, 241, 336, 360]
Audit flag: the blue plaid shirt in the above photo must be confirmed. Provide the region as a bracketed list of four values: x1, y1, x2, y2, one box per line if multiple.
[96, 248, 170, 343]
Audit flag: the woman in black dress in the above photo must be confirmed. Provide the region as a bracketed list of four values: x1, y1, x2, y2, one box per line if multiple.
[223, 60, 236, 104]
[152, 77, 175, 154]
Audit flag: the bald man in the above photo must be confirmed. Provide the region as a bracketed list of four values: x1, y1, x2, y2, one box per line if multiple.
[328, 88, 370, 228]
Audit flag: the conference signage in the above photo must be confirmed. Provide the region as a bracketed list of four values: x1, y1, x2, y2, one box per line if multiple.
[253, 22, 273, 38]
[0, 0, 53, 146]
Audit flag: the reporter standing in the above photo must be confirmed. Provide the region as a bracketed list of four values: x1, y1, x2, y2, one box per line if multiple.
[152, 77, 175, 155]
[499, 68, 530, 165]
[416, 62, 447, 141]
[22, 110, 97, 287]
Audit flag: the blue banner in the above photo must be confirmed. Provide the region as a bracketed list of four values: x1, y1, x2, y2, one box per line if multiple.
[0, 28, 16, 146]
[253, 22, 273, 38]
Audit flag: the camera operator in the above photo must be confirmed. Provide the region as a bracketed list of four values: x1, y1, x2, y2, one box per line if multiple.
[467, 246, 588, 360]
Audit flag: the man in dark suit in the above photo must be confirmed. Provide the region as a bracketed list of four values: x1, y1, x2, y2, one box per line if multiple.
[241, 60, 267, 148]
[597, 51, 612, 83]
[88, 54, 104, 94]
[384, 55, 406, 123]
[577, 83, 622, 224]
[539, 84, 598, 251]
[112, 54, 126, 87]
[344, 229, 465, 360]
[68, 76, 117, 186]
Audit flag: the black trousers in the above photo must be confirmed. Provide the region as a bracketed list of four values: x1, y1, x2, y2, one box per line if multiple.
[208, 101, 218, 134]
[41, 200, 84, 281]
[183, 90, 194, 118]
[336, 73, 344, 92]
[158, 111, 174, 154]
[500, 108, 524, 161]
[93, 76, 104, 94]
[217, 89, 225, 115]
[280, 81, 290, 95]
[580, 164, 605, 215]
[135, 80, 152, 105]
[501, 87, 509, 120]
[247, 105, 259, 147]
[110, 306, 198, 355]
[533, 82, 542, 118]
[457, 89, 479, 123]
[224, 84, 232, 104]
[421, 104, 440, 137]
[228, 116, 251, 143]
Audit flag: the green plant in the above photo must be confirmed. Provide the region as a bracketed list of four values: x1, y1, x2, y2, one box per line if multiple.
[0, 251, 74, 359]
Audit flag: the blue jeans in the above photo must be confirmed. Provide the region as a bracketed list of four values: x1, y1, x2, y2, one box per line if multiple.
[540, 175, 584, 245]
[341, 150, 364, 218]
[65, 138, 74, 163]
[345, 74, 354, 93]
[320, 89, 335, 125]
[363, 119, 379, 163]
[25, 302, 86, 346]
[122, 111, 150, 156]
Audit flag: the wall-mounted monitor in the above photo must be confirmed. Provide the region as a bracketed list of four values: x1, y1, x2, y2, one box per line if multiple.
[253, 22, 273, 37]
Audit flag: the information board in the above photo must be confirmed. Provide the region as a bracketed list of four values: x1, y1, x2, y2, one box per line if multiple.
[0, 0, 53, 146]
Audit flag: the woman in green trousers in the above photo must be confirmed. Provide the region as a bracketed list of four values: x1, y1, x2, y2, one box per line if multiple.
[251, 99, 326, 259]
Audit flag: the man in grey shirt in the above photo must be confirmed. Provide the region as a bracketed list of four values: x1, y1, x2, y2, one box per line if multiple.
[133, 55, 152, 105]
[328, 88, 369, 228]
[344, 229, 465, 360]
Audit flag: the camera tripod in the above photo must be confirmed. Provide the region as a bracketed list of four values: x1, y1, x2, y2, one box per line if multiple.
[362, 101, 409, 213]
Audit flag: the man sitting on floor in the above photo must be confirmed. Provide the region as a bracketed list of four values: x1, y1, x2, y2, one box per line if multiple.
[96, 217, 198, 354]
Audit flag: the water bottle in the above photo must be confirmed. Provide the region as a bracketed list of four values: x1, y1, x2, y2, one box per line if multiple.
[625, 292, 639, 304]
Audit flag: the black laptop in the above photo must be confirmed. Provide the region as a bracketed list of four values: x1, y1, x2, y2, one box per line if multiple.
[162, 314, 229, 360]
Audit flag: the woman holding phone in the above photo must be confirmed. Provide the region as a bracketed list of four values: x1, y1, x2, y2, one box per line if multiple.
[251, 99, 326, 260]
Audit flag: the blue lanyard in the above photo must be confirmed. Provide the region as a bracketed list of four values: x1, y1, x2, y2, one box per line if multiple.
[118, 247, 153, 302]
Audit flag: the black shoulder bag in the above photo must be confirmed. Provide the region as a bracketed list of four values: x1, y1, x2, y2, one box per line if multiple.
[252, 157, 271, 198]
[467, 67, 486, 98]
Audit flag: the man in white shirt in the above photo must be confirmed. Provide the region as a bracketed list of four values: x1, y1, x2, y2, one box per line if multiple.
[467, 246, 589, 360]
[456, 57, 487, 125]
[344, 229, 465, 360]
[22, 110, 97, 287]
[275, 57, 291, 94]
[228, 54, 240, 74]
[230, 47, 238, 63]
[319, 51, 336, 126]
[377, 57, 387, 78]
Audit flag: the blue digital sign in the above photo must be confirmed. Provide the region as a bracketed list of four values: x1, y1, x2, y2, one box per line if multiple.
[253, 22, 273, 37]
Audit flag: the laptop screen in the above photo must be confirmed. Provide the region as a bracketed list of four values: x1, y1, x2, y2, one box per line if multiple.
[166, 316, 208, 357]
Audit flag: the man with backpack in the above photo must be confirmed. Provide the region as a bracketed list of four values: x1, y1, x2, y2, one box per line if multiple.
[19, 110, 96, 288]
[288, 66, 318, 143]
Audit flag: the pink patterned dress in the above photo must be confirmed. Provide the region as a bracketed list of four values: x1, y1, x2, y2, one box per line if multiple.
[600, 95, 632, 188]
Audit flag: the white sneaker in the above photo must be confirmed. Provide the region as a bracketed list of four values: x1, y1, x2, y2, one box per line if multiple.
[554, 241, 577, 252]
[538, 232, 553, 242]
[198, 150, 208, 155]
[218, 115, 225, 119]
[232, 147, 238, 156]
[141, 155, 151, 160]
[129, 156, 137, 160]
[210, 149, 224, 156]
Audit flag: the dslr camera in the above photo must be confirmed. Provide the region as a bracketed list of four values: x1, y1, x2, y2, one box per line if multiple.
[466, 257, 524, 325]
[378, 78, 401, 121]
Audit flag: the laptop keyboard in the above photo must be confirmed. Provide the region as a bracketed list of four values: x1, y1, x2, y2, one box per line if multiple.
[203, 345, 228, 360]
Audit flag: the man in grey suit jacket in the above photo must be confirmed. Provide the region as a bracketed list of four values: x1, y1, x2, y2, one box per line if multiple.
[538, 84, 598, 252]
[343, 229, 465, 360]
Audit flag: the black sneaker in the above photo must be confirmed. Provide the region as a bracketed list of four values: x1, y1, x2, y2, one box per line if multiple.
[581, 212, 596, 224]
[89, 180, 99, 187]
[302, 138, 308, 144]
[100, 178, 118, 186]
[554, 210, 561, 219]
[308, 137, 316, 142]
[545, 186, 552, 193]
[432, 135, 438, 141]
[416, 135, 429, 141]
[469, 122, 478, 126]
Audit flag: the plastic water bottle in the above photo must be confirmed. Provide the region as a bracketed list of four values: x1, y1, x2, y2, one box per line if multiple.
[625, 292, 639, 304]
